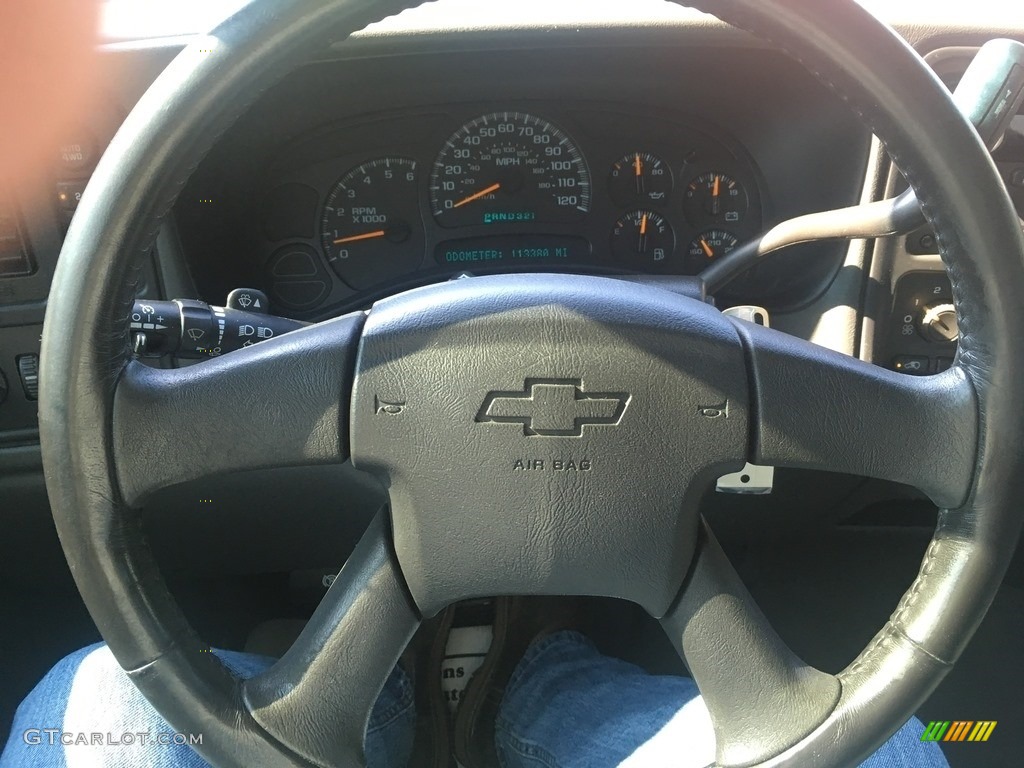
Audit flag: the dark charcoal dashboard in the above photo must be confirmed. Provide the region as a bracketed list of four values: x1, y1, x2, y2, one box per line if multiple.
[2, 28, 1024, 444]
[3, 25, 1022, 440]
[171, 44, 869, 322]
[229, 103, 765, 312]
[2, 14, 1024, 766]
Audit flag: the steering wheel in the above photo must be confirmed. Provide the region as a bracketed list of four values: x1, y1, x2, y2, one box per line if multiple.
[38, 0, 1024, 766]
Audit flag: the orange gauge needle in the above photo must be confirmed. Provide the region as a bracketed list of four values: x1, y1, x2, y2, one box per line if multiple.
[710, 175, 722, 215]
[634, 154, 643, 177]
[699, 238, 714, 259]
[333, 229, 386, 245]
[453, 182, 501, 209]
[637, 213, 649, 252]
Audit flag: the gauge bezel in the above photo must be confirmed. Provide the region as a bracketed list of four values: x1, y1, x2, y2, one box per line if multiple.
[608, 151, 674, 208]
[610, 209, 677, 269]
[319, 156, 425, 290]
[248, 101, 770, 320]
[683, 171, 749, 230]
[687, 228, 740, 271]
[428, 111, 592, 229]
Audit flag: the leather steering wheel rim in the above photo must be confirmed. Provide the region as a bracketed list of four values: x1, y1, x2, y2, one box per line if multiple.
[38, 1, 1024, 766]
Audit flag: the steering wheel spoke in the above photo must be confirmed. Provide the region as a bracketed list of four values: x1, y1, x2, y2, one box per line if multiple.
[111, 313, 365, 505]
[661, 524, 841, 767]
[731, 319, 978, 509]
[243, 512, 420, 767]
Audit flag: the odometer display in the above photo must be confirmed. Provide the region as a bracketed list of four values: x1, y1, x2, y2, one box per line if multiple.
[430, 112, 591, 228]
[434, 235, 591, 267]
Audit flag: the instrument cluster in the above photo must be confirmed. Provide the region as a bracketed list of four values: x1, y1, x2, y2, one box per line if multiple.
[254, 104, 766, 316]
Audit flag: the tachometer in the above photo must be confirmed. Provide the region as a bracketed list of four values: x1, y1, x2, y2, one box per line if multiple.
[430, 112, 591, 228]
[320, 157, 423, 290]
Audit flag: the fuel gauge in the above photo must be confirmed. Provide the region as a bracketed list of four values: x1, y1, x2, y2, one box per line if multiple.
[609, 152, 673, 207]
[611, 210, 675, 267]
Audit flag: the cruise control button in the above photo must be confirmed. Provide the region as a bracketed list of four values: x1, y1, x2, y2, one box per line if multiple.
[892, 355, 929, 375]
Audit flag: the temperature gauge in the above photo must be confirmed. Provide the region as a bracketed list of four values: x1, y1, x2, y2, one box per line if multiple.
[684, 172, 748, 227]
[611, 210, 675, 267]
[688, 229, 739, 265]
[609, 152, 673, 207]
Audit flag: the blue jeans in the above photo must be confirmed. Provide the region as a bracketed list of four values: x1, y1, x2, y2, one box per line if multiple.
[1, 632, 947, 767]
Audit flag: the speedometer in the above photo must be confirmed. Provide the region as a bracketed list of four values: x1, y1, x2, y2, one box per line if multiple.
[430, 112, 591, 228]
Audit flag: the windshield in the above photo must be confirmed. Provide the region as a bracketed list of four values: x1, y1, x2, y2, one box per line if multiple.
[99, 0, 1018, 42]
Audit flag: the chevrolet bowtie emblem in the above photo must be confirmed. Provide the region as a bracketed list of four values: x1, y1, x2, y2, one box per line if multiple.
[476, 379, 630, 437]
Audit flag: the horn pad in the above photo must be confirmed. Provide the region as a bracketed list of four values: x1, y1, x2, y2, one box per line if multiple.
[350, 273, 749, 616]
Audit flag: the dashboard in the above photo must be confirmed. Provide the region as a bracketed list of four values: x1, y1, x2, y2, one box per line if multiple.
[241, 103, 763, 315]
[171, 42, 869, 322]
[6, 7, 1024, 762]
[1, 6, 1023, 441]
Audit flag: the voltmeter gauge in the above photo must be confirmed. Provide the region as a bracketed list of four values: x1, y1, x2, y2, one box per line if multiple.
[684, 172, 748, 227]
[611, 210, 675, 267]
[320, 157, 423, 290]
[608, 152, 672, 207]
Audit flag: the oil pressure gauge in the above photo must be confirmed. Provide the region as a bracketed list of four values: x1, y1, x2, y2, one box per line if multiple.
[609, 152, 672, 207]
